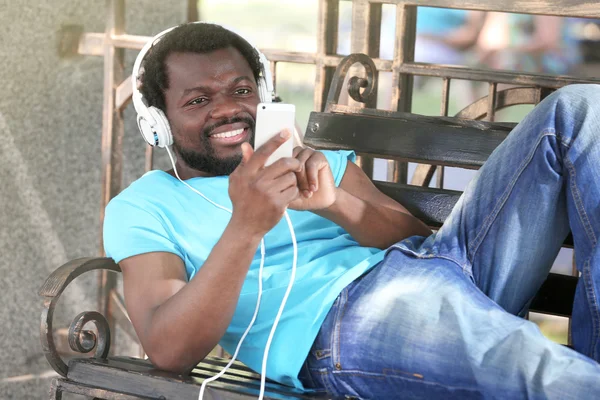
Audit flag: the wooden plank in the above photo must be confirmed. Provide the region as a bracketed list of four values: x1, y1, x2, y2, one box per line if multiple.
[304, 111, 511, 169]
[67, 357, 323, 399]
[115, 75, 133, 111]
[368, 0, 600, 19]
[373, 181, 462, 227]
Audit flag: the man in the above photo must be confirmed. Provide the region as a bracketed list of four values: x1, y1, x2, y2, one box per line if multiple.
[104, 23, 600, 399]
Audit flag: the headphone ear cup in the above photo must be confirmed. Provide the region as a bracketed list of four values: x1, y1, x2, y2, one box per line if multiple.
[137, 114, 158, 146]
[148, 107, 173, 148]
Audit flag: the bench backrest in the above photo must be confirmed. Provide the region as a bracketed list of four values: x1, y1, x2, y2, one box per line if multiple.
[303, 0, 600, 320]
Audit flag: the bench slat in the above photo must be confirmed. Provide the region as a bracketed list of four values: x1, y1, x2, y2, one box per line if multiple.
[304, 111, 511, 169]
[67, 357, 323, 400]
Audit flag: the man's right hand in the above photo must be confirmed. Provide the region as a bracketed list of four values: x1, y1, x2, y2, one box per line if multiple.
[228, 130, 301, 237]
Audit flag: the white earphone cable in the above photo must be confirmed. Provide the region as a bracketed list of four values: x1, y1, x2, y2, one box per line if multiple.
[164, 147, 296, 400]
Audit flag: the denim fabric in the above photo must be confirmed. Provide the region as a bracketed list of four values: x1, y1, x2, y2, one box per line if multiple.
[299, 84, 600, 399]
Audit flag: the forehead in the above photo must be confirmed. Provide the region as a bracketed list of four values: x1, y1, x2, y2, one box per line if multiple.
[164, 47, 256, 90]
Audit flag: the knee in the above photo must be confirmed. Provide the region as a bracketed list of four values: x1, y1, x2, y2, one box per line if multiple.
[551, 84, 600, 106]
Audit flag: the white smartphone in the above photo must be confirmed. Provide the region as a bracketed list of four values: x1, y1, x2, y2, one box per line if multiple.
[254, 102, 295, 166]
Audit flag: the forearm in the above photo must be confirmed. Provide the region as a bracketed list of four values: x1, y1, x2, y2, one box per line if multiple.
[315, 188, 432, 249]
[145, 222, 262, 372]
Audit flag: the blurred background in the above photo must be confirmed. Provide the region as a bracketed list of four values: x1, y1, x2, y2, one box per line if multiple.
[1, 0, 599, 398]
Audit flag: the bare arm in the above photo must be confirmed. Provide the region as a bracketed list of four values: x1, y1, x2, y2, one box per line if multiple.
[289, 149, 432, 249]
[121, 224, 261, 373]
[316, 162, 432, 248]
[120, 132, 301, 373]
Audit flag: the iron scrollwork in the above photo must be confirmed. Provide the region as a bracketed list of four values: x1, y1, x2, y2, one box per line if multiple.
[325, 53, 379, 112]
[39, 257, 120, 377]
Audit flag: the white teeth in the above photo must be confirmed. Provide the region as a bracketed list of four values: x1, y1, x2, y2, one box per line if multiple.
[211, 128, 244, 139]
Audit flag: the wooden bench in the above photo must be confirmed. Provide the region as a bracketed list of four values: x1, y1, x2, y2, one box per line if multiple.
[40, 5, 600, 400]
[40, 57, 593, 398]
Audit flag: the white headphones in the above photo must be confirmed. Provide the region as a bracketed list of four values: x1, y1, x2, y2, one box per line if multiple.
[131, 22, 274, 148]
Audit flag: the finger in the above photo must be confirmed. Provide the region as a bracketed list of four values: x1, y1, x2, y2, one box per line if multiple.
[306, 153, 328, 192]
[248, 129, 292, 170]
[260, 157, 302, 181]
[268, 171, 298, 193]
[294, 148, 314, 195]
[292, 146, 304, 158]
[241, 142, 254, 164]
[279, 184, 300, 205]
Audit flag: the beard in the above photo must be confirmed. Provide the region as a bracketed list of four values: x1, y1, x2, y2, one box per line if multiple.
[173, 115, 255, 176]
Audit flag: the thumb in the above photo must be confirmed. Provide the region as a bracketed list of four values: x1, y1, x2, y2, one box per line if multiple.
[240, 142, 254, 164]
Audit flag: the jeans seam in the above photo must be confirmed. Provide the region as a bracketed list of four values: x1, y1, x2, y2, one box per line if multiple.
[331, 370, 481, 393]
[468, 130, 558, 264]
[565, 157, 598, 246]
[332, 287, 348, 368]
[393, 246, 473, 280]
[318, 369, 335, 394]
[583, 258, 600, 357]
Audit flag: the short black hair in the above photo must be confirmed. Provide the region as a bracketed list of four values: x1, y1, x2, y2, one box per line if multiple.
[140, 23, 263, 112]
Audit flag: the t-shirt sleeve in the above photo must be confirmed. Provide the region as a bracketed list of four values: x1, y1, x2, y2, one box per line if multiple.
[103, 197, 183, 264]
[321, 150, 356, 187]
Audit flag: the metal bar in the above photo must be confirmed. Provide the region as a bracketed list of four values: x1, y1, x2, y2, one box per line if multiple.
[436, 165, 445, 188]
[440, 78, 450, 116]
[388, 2, 416, 184]
[98, 0, 126, 356]
[367, 0, 600, 19]
[314, 0, 339, 112]
[390, 3, 416, 112]
[487, 82, 498, 122]
[399, 62, 600, 88]
[437, 77, 451, 188]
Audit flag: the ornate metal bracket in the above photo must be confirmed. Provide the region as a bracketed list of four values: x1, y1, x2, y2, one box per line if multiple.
[39, 257, 121, 377]
[324, 53, 378, 112]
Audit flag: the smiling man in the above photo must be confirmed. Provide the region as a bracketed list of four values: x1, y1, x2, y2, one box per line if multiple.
[103, 23, 600, 399]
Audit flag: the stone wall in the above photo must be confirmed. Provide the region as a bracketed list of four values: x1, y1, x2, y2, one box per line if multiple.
[0, 1, 187, 398]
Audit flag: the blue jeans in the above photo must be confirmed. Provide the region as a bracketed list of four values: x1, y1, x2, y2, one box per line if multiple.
[298, 84, 600, 399]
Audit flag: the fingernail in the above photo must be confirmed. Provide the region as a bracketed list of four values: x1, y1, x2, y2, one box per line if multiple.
[303, 190, 311, 198]
[310, 184, 317, 191]
[280, 129, 291, 139]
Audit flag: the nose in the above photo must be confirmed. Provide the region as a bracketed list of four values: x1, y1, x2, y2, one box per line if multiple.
[208, 94, 243, 120]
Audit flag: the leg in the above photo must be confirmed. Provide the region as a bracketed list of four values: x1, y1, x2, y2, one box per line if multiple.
[300, 251, 600, 399]
[417, 84, 600, 358]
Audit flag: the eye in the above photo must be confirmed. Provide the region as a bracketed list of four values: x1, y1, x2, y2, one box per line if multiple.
[188, 97, 208, 106]
[235, 88, 251, 95]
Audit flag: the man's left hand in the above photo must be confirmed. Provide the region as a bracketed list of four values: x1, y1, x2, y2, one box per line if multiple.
[288, 147, 336, 211]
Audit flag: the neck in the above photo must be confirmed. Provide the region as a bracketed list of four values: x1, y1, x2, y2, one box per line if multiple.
[168, 160, 215, 180]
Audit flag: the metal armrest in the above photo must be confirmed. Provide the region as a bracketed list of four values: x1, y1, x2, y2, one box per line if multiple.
[39, 257, 121, 377]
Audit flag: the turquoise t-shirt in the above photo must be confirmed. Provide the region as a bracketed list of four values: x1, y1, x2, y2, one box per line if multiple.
[103, 150, 385, 389]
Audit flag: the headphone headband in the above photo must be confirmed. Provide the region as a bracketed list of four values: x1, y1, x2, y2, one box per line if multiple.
[131, 22, 274, 148]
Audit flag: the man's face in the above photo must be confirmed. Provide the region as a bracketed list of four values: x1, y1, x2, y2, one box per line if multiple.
[163, 47, 260, 176]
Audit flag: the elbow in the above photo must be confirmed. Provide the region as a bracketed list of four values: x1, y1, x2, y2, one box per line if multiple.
[147, 348, 198, 375]
[145, 340, 210, 375]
